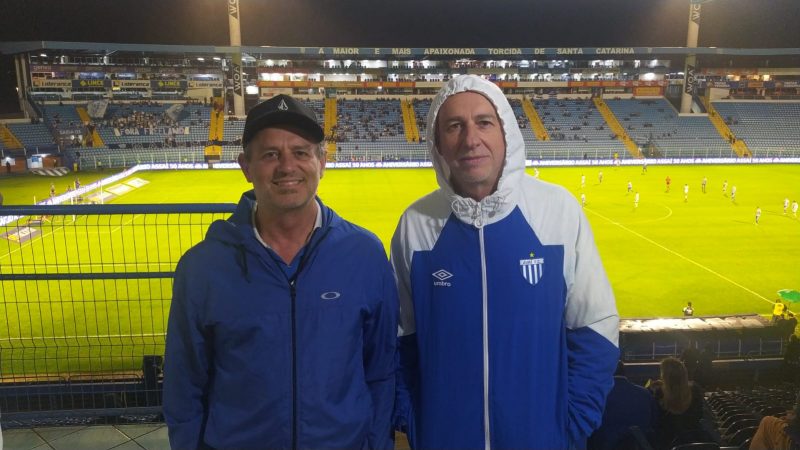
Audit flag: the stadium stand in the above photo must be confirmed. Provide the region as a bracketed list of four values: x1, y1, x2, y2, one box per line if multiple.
[8, 96, 800, 168]
[712, 101, 800, 157]
[604, 98, 733, 158]
[5, 122, 56, 149]
[526, 98, 629, 160]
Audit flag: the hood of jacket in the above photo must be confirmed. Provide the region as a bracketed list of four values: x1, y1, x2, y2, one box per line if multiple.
[426, 75, 526, 227]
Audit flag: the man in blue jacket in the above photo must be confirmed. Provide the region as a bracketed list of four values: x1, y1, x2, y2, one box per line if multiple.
[392, 75, 619, 449]
[164, 94, 398, 449]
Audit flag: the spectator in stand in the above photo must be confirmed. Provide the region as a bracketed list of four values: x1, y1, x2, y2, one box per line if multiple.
[163, 95, 397, 449]
[392, 75, 618, 449]
[679, 347, 701, 382]
[648, 357, 706, 449]
[694, 344, 716, 389]
[781, 335, 800, 384]
[749, 403, 800, 450]
[781, 312, 798, 339]
[588, 361, 659, 450]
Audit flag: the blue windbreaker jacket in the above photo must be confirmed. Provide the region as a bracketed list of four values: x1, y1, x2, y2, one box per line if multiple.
[391, 75, 620, 449]
[164, 191, 398, 450]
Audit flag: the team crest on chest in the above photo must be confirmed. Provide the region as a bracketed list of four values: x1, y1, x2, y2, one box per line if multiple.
[519, 252, 544, 286]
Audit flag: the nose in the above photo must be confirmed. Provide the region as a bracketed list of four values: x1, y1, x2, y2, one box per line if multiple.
[463, 122, 481, 149]
[275, 151, 297, 174]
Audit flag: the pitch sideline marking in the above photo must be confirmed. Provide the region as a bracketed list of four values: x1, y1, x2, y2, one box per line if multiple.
[585, 207, 773, 306]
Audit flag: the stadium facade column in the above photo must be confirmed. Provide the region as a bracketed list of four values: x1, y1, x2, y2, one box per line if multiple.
[228, 0, 246, 117]
[16, 54, 29, 114]
[681, 0, 708, 114]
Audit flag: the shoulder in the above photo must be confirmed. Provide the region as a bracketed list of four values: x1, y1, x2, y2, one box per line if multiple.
[321, 208, 389, 264]
[521, 175, 581, 208]
[400, 189, 451, 223]
[175, 237, 236, 277]
[517, 176, 586, 238]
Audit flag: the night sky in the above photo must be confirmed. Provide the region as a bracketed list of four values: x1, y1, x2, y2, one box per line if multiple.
[1, 0, 799, 112]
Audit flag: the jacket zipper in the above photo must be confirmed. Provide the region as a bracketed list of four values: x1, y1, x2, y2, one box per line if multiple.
[285, 226, 331, 450]
[290, 280, 298, 450]
[479, 226, 491, 450]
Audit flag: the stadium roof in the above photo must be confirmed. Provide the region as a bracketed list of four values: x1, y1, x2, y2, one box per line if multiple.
[2, 41, 800, 59]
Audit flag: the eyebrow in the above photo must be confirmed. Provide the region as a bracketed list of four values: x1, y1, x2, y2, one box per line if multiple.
[255, 143, 314, 152]
[441, 112, 498, 123]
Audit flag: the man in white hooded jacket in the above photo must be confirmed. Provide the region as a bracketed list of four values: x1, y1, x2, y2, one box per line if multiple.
[391, 75, 619, 449]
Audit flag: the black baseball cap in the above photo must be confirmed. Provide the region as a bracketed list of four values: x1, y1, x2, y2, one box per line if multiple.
[242, 94, 324, 147]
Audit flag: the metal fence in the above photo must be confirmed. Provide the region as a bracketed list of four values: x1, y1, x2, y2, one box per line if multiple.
[0, 203, 234, 424]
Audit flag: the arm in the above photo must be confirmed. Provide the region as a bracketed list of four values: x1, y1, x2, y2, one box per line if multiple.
[364, 259, 400, 450]
[390, 225, 418, 443]
[564, 212, 620, 446]
[163, 256, 211, 450]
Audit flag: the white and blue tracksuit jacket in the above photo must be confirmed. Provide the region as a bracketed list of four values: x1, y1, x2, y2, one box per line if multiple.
[164, 191, 398, 450]
[391, 75, 619, 449]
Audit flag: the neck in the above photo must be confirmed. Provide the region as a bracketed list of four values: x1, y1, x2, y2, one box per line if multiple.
[454, 183, 495, 202]
[256, 201, 318, 263]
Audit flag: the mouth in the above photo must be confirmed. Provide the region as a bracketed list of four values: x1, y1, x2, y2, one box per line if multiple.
[273, 179, 303, 187]
[459, 154, 488, 166]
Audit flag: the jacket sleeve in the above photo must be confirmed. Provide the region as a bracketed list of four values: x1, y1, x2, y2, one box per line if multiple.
[565, 211, 620, 446]
[163, 256, 210, 450]
[389, 222, 417, 443]
[364, 258, 400, 450]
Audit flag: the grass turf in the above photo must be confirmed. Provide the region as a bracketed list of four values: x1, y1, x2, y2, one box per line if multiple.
[1, 164, 799, 377]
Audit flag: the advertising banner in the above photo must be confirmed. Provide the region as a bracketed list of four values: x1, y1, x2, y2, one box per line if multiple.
[151, 80, 188, 90]
[189, 80, 224, 88]
[113, 80, 151, 88]
[33, 79, 72, 88]
[72, 79, 111, 89]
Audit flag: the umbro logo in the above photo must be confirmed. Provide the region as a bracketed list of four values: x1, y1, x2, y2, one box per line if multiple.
[278, 99, 289, 110]
[432, 269, 453, 287]
[432, 270, 452, 281]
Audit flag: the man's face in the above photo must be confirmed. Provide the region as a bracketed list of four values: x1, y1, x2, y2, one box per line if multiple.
[238, 125, 325, 215]
[436, 91, 506, 201]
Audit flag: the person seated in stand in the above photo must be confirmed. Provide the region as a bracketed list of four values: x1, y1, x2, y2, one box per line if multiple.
[588, 361, 659, 450]
[648, 357, 706, 449]
[750, 403, 800, 450]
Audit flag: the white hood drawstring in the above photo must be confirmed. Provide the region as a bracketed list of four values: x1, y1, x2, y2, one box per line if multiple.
[451, 194, 506, 229]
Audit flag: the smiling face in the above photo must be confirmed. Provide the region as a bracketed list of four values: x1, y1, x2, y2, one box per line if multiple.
[435, 91, 506, 201]
[238, 125, 325, 216]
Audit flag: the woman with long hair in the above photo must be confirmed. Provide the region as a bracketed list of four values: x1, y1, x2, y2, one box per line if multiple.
[649, 357, 706, 448]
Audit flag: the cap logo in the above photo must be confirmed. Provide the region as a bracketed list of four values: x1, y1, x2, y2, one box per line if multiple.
[278, 99, 289, 111]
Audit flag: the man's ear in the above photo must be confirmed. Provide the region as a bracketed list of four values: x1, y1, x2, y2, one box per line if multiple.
[238, 153, 252, 183]
[319, 152, 326, 179]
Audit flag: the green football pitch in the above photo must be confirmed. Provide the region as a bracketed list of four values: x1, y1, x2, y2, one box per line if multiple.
[1, 164, 799, 377]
